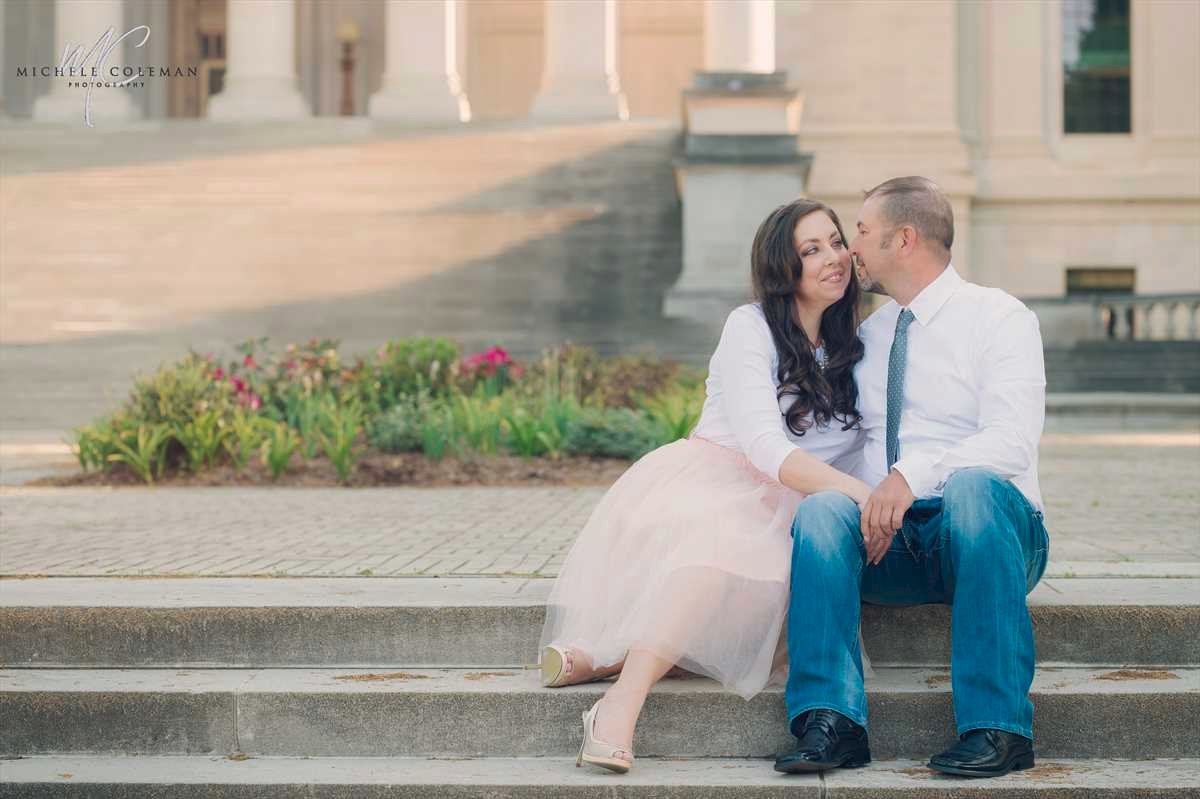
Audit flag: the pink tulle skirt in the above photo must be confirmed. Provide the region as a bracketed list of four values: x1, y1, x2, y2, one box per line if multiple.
[538, 433, 808, 699]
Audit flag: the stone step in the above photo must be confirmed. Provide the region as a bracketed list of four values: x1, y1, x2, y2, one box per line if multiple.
[2, 666, 1195, 760]
[2, 578, 1194, 668]
[2, 755, 1198, 798]
[1043, 343, 1200, 393]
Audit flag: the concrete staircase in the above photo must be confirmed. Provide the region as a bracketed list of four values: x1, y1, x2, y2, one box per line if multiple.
[1, 576, 1197, 796]
[1044, 341, 1200, 393]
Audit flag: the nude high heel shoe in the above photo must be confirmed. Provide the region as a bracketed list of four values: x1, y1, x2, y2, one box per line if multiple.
[576, 699, 634, 773]
[539, 644, 573, 688]
[540, 644, 615, 688]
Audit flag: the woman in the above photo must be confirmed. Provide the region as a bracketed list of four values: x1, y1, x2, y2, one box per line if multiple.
[538, 199, 876, 774]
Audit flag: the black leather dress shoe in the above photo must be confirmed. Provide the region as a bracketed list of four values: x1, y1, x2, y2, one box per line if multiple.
[774, 709, 871, 773]
[928, 729, 1035, 777]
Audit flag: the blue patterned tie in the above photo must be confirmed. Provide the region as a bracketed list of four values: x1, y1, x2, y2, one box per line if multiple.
[886, 309, 915, 470]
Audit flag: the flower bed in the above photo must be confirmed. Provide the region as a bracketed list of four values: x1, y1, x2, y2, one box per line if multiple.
[48, 337, 707, 487]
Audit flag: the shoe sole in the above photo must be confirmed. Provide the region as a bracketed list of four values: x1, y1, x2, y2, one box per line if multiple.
[774, 752, 871, 774]
[541, 645, 566, 688]
[926, 753, 1035, 778]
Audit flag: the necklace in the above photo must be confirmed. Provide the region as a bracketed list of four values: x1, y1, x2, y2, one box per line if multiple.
[814, 343, 829, 371]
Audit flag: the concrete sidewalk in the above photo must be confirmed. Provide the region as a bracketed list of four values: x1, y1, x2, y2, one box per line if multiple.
[1, 429, 1197, 579]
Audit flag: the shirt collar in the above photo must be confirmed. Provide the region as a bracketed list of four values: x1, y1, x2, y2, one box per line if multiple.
[904, 263, 963, 326]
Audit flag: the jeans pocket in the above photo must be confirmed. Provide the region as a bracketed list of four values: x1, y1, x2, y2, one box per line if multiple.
[1026, 513, 1050, 589]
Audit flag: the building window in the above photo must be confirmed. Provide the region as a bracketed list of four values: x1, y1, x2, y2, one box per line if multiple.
[1066, 267, 1136, 296]
[198, 32, 225, 61]
[1062, 0, 1131, 134]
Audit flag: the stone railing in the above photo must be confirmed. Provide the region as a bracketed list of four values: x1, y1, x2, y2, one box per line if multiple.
[1024, 293, 1200, 344]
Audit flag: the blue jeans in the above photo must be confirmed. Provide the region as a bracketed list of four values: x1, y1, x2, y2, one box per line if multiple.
[784, 468, 1049, 740]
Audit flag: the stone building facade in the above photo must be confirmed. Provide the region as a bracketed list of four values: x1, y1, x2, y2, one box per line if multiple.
[2, 0, 1197, 305]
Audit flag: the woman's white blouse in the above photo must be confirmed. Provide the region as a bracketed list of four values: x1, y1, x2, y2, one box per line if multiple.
[690, 303, 865, 483]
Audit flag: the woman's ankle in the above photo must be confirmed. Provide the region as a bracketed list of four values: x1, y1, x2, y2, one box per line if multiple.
[595, 688, 642, 760]
[564, 648, 623, 685]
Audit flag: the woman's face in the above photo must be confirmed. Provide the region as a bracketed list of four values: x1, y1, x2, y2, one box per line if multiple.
[793, 211, 851, 309]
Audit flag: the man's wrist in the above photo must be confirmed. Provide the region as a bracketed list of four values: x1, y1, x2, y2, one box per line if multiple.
[888, 467, 912, 493]
[891, 456, 933, 498]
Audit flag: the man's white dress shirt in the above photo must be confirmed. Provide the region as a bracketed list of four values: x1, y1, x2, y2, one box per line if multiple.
[691, 303, 864, 483]
[854, 264, 1047, 513]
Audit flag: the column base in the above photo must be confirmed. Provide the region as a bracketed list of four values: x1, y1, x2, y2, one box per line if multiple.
[530, 82, 628, 122]
[667, 157, 812, 322]
[683, 72, 801, 137]
[32, 87, 137, 126]
[368, 79, 468, 125]
[207, 77, 311, 121]
[663, 287, 754, 321]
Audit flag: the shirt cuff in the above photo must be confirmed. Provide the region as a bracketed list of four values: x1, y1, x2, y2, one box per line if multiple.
[758, 439, 800, 485]
[891, 453, 943, 498]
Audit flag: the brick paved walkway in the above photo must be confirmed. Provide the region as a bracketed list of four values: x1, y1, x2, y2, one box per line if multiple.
[1, 435, 1196, 579]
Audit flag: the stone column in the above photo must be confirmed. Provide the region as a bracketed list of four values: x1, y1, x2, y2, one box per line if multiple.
[32, 0, 139, 125]
[530, 0, 627, 121]
[369, 0, 469, 124]
[704, 0, 775, 73]
[207, 0, 310, 121]
[666, 0, 809, 321]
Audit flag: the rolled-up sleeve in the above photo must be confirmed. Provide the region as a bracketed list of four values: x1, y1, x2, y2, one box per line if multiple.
[713, 308, 798, 481]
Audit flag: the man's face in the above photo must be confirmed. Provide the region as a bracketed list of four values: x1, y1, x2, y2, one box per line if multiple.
[850, 195, 895, 296]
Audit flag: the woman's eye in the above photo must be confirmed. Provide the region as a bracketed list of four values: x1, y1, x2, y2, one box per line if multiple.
[803, 249, 817, 257]
[832, 239, 844, 248]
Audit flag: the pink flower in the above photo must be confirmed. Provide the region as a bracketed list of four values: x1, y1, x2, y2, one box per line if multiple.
[243, 354, 257, 369]
[212, 367, 225, 381]
[249, 393, 262, 410]
[230, 376, 247, 393]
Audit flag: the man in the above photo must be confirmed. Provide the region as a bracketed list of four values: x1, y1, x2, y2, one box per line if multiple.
[775, 176, 1050, 778]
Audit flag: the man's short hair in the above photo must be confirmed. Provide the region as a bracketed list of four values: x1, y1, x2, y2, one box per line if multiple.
[863, 176, 954, 252]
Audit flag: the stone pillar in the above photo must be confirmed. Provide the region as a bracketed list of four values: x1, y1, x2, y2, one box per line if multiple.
[530, 0, 627, 121]
[32, 0, 139, 125]
[666, 0, 808, 320]
[369, 0, 469, 124]
[207, 0, 310, 121]
[704, 0, 774, 73]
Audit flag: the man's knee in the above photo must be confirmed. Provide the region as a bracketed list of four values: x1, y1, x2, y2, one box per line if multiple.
[942, 469, 1012, 550]
[943, 469, 1009, 518]
[791, 491, 861, 555]
[943, 468, 1008, 504]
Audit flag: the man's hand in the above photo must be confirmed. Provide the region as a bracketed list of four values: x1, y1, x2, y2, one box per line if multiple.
[861, 470, 916, 565]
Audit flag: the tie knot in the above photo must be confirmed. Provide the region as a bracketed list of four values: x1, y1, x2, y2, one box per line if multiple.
[896, 308, 915, 333]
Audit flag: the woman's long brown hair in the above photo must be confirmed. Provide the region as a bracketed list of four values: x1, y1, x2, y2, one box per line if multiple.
[749, 199, 864, 436]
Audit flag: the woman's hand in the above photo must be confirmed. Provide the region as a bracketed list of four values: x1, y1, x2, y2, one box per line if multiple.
[860, 470, 916, 565]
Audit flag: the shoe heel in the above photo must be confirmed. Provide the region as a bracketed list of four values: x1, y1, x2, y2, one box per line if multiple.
[1012, 753, 1035, 772]
[843, 749, 872, 769]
